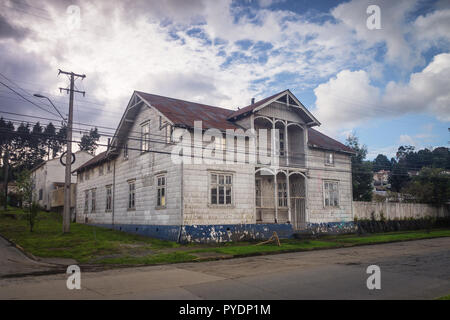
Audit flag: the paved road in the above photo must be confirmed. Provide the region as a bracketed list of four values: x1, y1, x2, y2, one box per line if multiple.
[0, 237, 449, 299]
[0, 236, 62, 277]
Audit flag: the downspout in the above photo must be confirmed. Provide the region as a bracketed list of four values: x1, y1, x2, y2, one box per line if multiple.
[112, 158, 116, 228]
[177, 160, 184, 243]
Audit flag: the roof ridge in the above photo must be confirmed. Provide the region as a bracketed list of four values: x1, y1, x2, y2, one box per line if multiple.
[136, 91, 235, 114]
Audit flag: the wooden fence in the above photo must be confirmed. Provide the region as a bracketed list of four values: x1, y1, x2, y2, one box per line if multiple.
[352, 201, 449, 220]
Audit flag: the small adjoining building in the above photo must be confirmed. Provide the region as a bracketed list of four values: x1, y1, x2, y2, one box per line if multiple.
[31, 150, 94, 211]
[75, 90, 355, 242]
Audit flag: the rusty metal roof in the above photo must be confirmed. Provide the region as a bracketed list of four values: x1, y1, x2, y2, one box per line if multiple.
[136, 91, 240, 130]
[227, 90, 286, 120]
[75, 92, 354, 172]
[308, 128, 355, 154]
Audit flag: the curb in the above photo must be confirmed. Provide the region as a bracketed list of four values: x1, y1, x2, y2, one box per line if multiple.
[0, 233, 38, 262]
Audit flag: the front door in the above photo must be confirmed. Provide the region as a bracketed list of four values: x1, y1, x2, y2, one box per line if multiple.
[290, 179, 306, 230]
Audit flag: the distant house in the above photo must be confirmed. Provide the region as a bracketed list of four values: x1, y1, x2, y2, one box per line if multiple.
[75, 90, 355, 242]
[31, 151, 94, 211]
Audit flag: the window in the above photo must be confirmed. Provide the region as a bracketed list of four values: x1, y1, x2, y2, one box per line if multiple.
[141, 121, 150, 152]
[124, 143, 128, 159]
[210, 173, 232, 205]
[324, 181, 339, 207]
[84, 190, 89, 213]
[99, 164, 104, 176]
[107, 161, 111, 173]
[165, 125, 172, 144]
[325, 152, 334, 166]
[278, 182, 288, 207]
[91, 189, 96, 212]
[79, 172, 83, 182]
[255, 179, 262, 207]
[156, 175, 166, 207]
[128, 180, 135, 209]
[85, 169, 90, 180]
[279, 131, 285, 156]
[105, 185, 112, 212]
[38, 189, 43, 201]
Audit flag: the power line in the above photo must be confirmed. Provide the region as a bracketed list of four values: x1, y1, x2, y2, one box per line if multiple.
[1, 111, 448, 171]
[0, 81, 60, 118]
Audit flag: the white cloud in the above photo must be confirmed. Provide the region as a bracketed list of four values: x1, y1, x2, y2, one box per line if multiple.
[1, 0, 450, 139]
[313, 69, 381, 134]
[313, 53, 450, 135]
[383, 53, 450, 122]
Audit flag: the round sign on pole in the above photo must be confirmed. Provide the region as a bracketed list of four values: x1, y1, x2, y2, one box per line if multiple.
[60, 152, 76, 166]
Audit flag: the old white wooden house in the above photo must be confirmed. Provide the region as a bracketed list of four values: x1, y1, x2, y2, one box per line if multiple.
[31, 150, 93, 211]
[75, 90, 355, 242]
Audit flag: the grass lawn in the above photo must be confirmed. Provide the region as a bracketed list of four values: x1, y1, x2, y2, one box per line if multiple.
[436, 294, 450, 300]
[1, 207, 450, 267]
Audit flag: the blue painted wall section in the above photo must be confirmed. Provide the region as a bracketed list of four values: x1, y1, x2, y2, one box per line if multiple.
[90, 223, 294, 243]
[180, 224, 294, 243]
[90, 222, 357, 242]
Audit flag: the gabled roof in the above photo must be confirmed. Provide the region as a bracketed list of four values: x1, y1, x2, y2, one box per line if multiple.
[136, 91, 239, 130]
[104, 90, 352, 160]
[227, 89, 320, 126]
[31, 150, 93, 173]
[75, 151, 107, 172]
[227, 90, 285, 120]
[308, 128, 355, 154]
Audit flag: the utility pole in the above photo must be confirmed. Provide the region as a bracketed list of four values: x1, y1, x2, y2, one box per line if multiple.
[58, 69, 85, 233]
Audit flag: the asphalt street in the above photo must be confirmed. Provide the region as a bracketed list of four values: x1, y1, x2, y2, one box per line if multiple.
[0, 237, 449, 299]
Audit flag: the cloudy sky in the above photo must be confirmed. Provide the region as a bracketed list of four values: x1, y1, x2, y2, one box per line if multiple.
[0, 0, 449, 158]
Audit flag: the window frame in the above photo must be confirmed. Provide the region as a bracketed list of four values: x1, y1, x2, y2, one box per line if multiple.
[91, 188, 96, 213]
[325, 152, 335, 166]
[123, 143, 129, 160]
[141, 121, 150, 153]
[156, 174, 166, 208]
[279, 130, 285, 156]
[209, 172, 233, 206]
[128, 180, 136, 210]
[323, 180, 340, 208]
[277, 181, 288, 207]
[255, 178, 262, 208]
[84, 190, 89, 213]
[105, 185, 112, 212]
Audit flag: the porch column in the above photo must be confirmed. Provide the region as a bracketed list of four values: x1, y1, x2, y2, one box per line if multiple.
[287, 172, 291, 223]
[274, 172, 278, 223]
[272, 119, 276, 160]
[285, 122, 289, 166]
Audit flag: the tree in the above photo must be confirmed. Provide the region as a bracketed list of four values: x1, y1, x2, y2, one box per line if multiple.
[29, 122, 46, 168]
[43, 122, 57, 159]
[346, 134, 373, 201]
[0, 118, 15, 210]
[55, 123, 67, 156]
[79, 127, 100, 155]
[403, 168, 450, 206]
[16, 169, 39, 232]
[389, 162, 410, 192]
[372, 154, 391, 172]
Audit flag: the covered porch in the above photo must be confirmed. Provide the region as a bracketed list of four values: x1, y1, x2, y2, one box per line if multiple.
[255, 167, 307, 230]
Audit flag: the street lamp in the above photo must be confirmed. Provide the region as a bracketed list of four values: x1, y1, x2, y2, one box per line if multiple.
[33, 93, 66, 122]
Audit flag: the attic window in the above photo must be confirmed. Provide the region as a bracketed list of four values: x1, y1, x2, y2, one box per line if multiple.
[288, 96, 299, 106]
[325, 152, 334, 166]
[141, 121, 150, 152]
[276, 95, 287, 103]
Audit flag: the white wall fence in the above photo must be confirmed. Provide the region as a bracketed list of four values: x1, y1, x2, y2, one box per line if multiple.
[353, 201, 450, 220]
